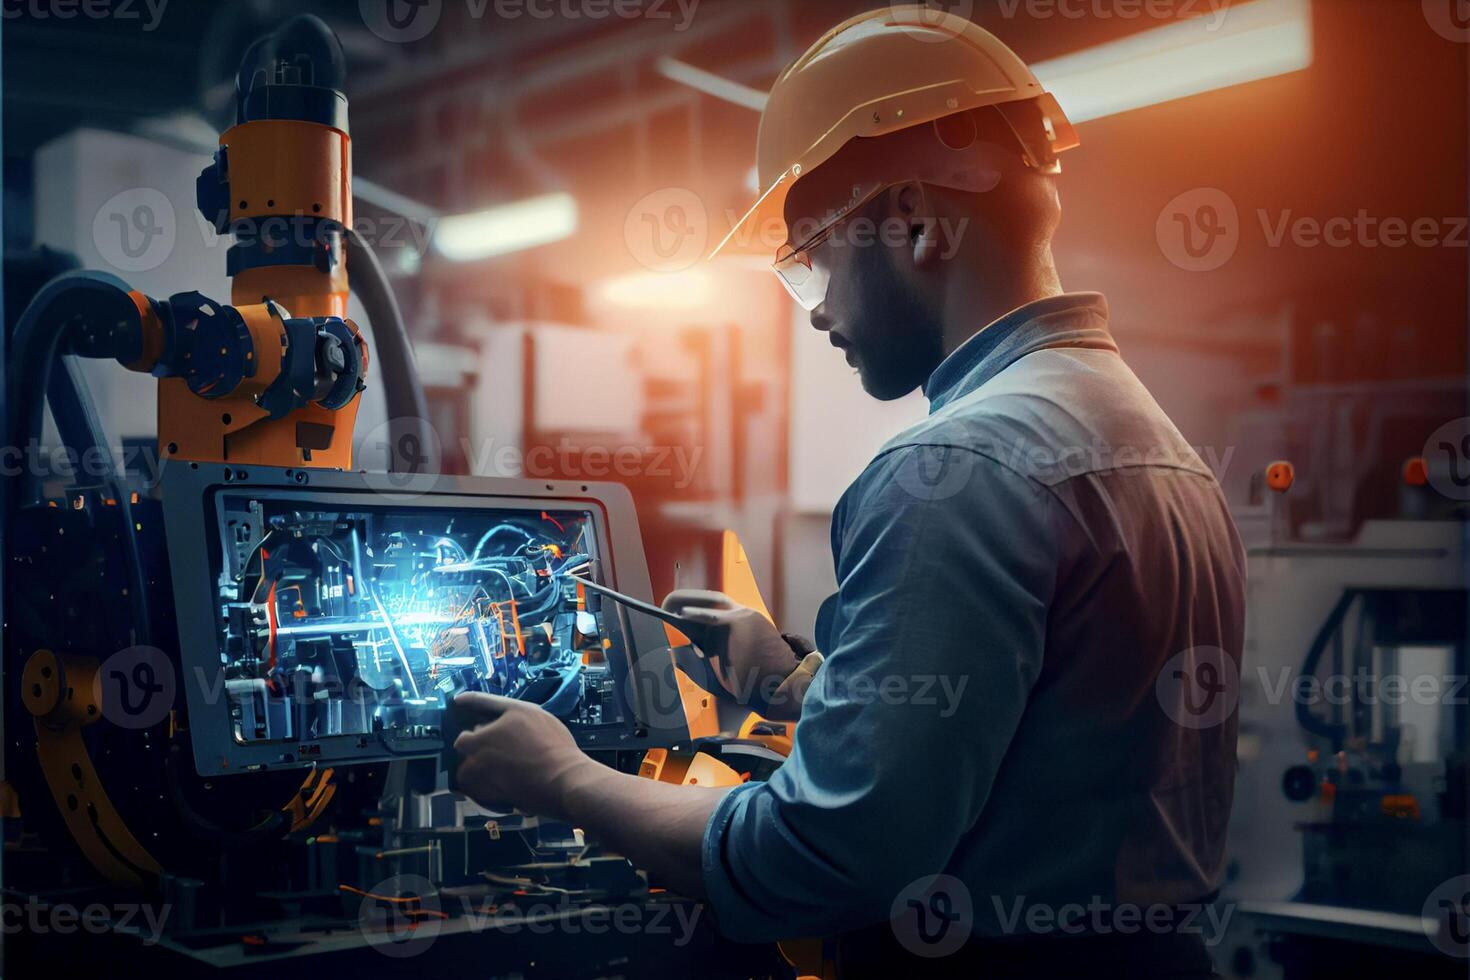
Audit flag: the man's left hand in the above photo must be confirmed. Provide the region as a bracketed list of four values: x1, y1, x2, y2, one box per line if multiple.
[452, 692, 594, 819]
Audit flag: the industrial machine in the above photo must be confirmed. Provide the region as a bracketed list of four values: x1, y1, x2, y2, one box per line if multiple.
[1220, 377, 1469, 979]
[3, 15, 789, 978]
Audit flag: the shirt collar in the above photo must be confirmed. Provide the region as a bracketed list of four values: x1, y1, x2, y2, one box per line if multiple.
[923, 292, 1113, 413]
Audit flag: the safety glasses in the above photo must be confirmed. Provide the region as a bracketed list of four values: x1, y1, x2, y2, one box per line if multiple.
[772, 229, 836, 312]
[772, 180, 890, 311]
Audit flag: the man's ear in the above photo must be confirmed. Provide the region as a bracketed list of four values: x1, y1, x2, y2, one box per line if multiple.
[893, 182, 940, 268]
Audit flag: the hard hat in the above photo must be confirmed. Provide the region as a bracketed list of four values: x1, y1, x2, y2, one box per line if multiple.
[711, 5, 1078, 259]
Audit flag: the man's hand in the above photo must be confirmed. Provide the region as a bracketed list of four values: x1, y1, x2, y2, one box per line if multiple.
[452, 692, 596, 820]
[451, 692, 729, 901]
[662, 590, 814, 721]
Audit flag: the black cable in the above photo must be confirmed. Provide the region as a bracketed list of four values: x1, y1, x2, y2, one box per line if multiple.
[50, 359, 154, 647]
[1297, 590, 1356, 750]
[165, 744, 289, 848]
[7, 271, 153, 645]
[344, 225, 437, 474]
[7, 270, 141, 507]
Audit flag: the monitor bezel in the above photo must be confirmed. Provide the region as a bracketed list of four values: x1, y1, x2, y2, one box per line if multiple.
[163, 463, 689, 776]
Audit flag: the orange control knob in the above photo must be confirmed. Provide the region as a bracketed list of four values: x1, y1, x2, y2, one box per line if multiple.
[1265, 460, 1295, 493]
[1403, 457, 1429, 486]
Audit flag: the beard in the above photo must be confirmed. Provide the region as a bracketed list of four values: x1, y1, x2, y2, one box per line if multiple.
[846, 239, 946, 401]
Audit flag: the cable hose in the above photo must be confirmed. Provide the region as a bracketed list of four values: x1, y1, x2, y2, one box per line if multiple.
[6, 270, 153, 645]
[344, 225, 437, 475]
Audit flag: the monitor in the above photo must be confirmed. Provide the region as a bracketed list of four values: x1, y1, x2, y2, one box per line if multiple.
[164, 465, 684, 776]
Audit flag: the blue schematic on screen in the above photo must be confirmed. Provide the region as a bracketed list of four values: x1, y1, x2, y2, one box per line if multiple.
[210, 494, 630, 750]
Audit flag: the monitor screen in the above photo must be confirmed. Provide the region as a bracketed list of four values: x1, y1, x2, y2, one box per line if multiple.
[211, 493, 632, 750]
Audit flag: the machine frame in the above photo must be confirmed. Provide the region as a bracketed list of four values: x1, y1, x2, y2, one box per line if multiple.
[163, 462, 687, 776]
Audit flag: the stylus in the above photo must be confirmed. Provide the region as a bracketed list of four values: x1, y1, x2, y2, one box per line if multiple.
[570, 575, 719, 656]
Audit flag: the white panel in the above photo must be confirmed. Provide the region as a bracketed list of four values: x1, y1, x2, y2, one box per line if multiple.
[531, 326, 643, 434]
[34, 128, 231, 447]
[787, 305, 926, 513]
[470, 324, 528, 477]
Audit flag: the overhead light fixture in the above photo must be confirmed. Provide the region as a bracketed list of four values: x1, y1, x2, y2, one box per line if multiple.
[1032, 0, 1312, 124]
[597, 268, 716, 311]
[657, 57, 768, 111]
[433, 192, 578, 262]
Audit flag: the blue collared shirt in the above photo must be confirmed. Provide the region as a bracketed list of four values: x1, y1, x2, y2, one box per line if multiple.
[700, 293, 1246, 942]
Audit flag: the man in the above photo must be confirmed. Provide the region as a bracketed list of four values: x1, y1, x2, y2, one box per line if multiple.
[454, 8, 1245, 976]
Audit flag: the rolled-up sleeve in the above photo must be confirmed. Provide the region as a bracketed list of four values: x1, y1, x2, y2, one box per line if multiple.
[700, 445, 1061, 941]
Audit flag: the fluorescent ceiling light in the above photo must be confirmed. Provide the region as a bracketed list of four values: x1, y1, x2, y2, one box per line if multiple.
[597, 268, 715, 311]
[433, 192, 577, 261]
[657, 57, 768, 111]
[1032, 0, 1312, 124]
